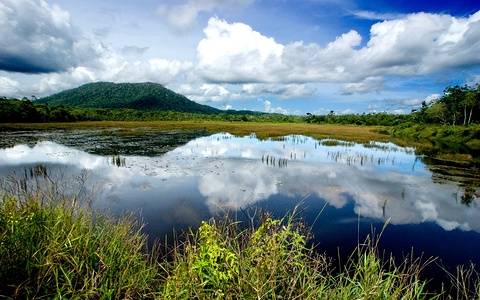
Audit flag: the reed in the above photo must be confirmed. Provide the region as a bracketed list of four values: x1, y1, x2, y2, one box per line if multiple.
[0, 168, 465, 299]
[161, 208, 440, 300]
[0, 168, 159, 299]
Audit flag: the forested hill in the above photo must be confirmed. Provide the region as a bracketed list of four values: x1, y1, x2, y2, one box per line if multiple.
[37, 82, 222, 114]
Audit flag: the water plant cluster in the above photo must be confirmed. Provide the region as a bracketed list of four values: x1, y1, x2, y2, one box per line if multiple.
[1, 169, 479, 299]
[262, 154, 288, 167]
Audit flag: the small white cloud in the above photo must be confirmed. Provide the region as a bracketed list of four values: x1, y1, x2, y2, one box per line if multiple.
[339, 108, 359, 115]
[391, 93, 442, 109]
[121, 46, 150, 56]
[350, 10, 405, 21]
[260, 99, 300, 115]
[242, 83, 316, 100]
[176, 83, 230, 102]
[366, 104, 384, 111]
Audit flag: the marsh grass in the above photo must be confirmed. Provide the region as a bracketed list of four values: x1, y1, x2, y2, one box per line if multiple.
[0, 168, 159, 299]
[0, 167, 469, 299]
[441, 262, 480, 299]
[161, 208, 440, 300]
[0, 121, 409, 145]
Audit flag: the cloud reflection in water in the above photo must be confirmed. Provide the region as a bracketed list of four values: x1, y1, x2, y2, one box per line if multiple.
[0, 133, 479, 236]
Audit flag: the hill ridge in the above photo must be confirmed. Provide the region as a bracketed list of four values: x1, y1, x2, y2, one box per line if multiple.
[37, 82, 223, 114]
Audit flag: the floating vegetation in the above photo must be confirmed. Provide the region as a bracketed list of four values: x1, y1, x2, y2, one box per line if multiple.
[320, 139, 355, 147]
[28, 164, 49, 178]
[382, 198, 388, 217]
[271, 134, 309, 145]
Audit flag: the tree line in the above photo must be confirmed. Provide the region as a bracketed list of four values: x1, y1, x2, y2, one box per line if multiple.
[306, 84, 480, 126]
[1, 83, 478, 126]
[414, 84, 480, 125]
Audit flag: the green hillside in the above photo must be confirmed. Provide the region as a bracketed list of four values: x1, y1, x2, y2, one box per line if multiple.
[37, 82, 223, 114]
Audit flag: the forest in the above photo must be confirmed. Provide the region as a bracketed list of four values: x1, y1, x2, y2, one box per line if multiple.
[1, 83, 479, 126]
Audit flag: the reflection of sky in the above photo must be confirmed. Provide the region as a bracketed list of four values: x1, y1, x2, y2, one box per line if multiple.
[0, 133, 479, 237]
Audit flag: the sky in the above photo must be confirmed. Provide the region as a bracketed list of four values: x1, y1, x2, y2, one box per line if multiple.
[1, 0, 479, 115]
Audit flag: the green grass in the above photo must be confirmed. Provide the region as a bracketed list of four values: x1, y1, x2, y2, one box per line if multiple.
[0, 169, 159, 299]
[161, 212, 443, 300]
[1, 169, 478, 299]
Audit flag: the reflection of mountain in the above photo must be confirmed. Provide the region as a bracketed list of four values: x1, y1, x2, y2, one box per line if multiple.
[0, 132, 479, 235]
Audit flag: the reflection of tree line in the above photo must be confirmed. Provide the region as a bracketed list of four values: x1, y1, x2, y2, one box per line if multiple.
[422, 157, 479, 207]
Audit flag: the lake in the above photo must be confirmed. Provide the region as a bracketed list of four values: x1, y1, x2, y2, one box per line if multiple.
[1, 127, 479, 289]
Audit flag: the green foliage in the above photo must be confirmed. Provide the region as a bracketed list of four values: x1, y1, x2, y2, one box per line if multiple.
[0, 169, 159, 299]
[161, 208, 441, 300]
[420, 84, 480, 126]
[0, 98, 80, 123]
[162, 209, 328, 299]
[1, 168, 477, 299]
[37, 82, 223, 114]
[306, 112, 415, 126]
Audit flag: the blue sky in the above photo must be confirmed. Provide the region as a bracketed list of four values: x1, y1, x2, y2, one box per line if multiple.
[1, 0, 479, 115]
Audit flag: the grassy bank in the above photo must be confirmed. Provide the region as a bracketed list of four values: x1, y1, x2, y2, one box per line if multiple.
[389, 124, 480, 148]
[0, 120, 408, 145]
[3, 171, 474, 299]
[389, 124, 480, 163]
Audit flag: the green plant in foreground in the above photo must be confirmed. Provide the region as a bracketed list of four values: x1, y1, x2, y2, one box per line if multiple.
[161, 207, 443, 300]
[0, 171, 159, 299]
[3, 168, 478, 299]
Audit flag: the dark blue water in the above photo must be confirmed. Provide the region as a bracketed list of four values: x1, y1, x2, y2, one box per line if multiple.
[1, 128, 479, 292]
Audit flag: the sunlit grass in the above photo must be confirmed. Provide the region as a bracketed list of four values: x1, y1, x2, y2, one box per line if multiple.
[1, 168, 478, 299]
[0, 168, 159, 299]
[0, 120, 411, 146]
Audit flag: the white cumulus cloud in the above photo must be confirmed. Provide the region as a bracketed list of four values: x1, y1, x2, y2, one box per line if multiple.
[195, 12, 480, 92]
[0, 76, 20, 96]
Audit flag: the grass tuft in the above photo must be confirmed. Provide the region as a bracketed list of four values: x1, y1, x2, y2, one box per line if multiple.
[0, 168, 159, 299]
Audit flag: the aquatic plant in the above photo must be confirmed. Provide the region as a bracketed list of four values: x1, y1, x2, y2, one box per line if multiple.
[112, 155, 126, 167]
[262, 154, 288, 167]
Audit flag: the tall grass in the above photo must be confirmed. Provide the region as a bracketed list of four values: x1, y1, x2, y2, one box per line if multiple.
[0, 167, 159, 299]
[2, 167, 477, 299]
[161, 208, 441, 300]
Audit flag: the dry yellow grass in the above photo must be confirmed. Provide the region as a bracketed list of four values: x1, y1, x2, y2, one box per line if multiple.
[0, 121, 410, 146]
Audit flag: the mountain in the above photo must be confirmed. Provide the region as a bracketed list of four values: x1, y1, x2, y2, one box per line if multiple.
[37, 82, 223, 114]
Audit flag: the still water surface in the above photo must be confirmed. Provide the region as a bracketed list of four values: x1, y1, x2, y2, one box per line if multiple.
[1, 128, 479, 285]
